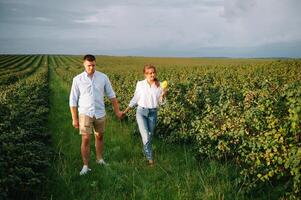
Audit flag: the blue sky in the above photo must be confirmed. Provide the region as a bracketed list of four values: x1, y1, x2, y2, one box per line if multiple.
[0, 0, 300, 57]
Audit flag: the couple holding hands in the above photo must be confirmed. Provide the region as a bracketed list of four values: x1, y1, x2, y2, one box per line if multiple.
[69, 54, 168, 175]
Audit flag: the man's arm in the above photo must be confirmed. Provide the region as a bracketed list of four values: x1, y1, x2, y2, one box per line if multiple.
[70, 106, 79, 128]
[110, 98, 123, 119]
[70, 77, 80, 128]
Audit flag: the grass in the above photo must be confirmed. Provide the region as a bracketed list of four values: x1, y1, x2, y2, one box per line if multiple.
[46, 65, 280, 200]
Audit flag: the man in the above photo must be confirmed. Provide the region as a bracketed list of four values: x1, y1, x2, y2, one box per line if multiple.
[69, 54, 123, 175]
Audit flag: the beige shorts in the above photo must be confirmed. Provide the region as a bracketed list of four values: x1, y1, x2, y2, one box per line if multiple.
[79, 114, 105, 135]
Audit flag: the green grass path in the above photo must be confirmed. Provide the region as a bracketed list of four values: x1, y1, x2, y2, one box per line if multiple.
[47, 66, 268, 200]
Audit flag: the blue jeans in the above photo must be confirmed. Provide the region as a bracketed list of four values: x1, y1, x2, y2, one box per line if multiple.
[136, 106, 157, 160]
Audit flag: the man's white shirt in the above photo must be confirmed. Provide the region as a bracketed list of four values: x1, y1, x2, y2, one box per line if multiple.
[69, 71, 116, 118]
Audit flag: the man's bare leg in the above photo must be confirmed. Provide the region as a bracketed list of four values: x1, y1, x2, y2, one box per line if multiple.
[81, 134, 91, 166]
[95, 132, 104, 161]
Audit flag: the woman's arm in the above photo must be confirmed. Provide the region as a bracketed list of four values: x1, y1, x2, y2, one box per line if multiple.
[128, 81, 140, 108]
[123, 106, 131, 114]
[123, 81, 141, 114]
[159, 81, 168, 104]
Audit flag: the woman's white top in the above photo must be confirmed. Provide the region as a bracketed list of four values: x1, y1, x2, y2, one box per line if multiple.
[129, 79, 164, 109]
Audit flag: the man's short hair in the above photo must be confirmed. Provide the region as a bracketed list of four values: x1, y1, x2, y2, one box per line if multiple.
[83, 54, 96, 61]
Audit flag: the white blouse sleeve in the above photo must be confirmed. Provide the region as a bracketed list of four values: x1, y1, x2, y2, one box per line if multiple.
[129, 81, 140, 108]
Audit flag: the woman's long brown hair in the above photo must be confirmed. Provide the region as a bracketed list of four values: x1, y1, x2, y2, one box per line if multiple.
[143, 64, 160, 87]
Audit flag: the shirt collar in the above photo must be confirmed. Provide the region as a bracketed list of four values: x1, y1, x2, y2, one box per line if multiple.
[144, 79, 157, 87]
[84, 71, 95, 79]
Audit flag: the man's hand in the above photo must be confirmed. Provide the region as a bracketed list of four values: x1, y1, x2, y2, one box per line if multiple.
[115, 110, 125, 119]
[70, 107, 79, 128]
[72, 118, 79, 128]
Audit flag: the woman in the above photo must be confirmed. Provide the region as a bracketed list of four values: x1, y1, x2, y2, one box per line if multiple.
[123, 64, 167, 165]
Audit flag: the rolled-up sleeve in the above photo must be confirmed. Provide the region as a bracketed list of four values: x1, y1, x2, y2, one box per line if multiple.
[69, 78, 79, 107]
[129, 81, 139, 108]
[104, 76, 116, 99]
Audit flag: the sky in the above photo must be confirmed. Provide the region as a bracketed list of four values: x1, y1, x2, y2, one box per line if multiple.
[0, 0, 301, 57]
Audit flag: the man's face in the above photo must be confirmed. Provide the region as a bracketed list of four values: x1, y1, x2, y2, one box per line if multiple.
[83, 60, 96, 75]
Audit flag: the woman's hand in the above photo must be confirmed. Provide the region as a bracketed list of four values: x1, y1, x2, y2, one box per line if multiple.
[161, 80, 168, 98]
[161, 80, 168, 89]
[123, 107, 131, 115]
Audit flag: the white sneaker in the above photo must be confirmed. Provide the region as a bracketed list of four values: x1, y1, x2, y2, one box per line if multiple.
[96, 159, 108, 166]
[79, 165, 91, 175]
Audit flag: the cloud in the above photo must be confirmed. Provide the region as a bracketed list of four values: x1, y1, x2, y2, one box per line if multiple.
[220, 0, 256, 20]
[73, 16, 99, 24]
[34, 17, 53, 22]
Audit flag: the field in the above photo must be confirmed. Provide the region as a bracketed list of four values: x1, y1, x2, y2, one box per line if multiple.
[0, 55, 300, 199]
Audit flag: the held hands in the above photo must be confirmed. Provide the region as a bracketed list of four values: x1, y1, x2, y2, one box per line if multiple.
[115, 110, 125, 120]
[118, 107, 130, 120]
[122, 107, 130, 116]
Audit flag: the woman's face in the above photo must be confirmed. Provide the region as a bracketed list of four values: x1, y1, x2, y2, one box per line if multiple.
[144, 68, 156, 82]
